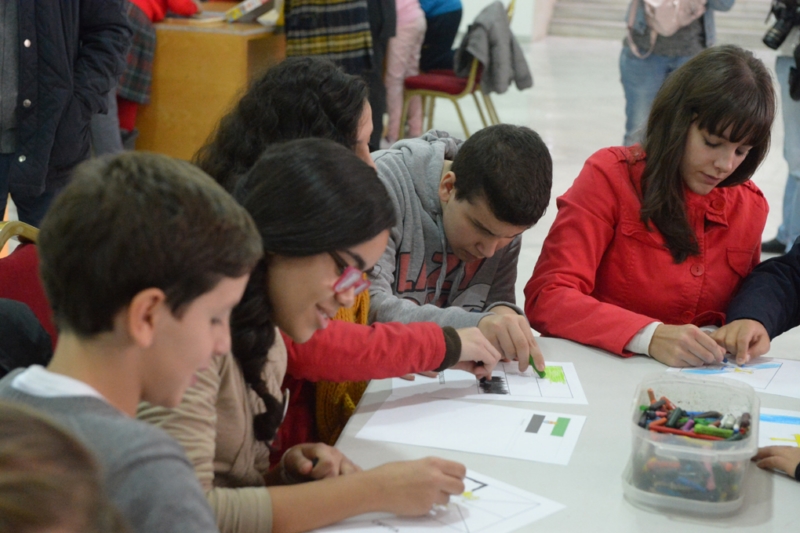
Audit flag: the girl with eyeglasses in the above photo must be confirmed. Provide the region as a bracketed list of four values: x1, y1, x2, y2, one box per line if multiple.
[139, 139, 473, 533]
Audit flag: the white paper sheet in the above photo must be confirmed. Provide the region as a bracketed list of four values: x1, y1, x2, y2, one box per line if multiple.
[758, 408, 800, 448]
[355, 396, 585, 465]
[390, 362, 588, 405]
[311, 469, 564, 533]
[667, 358, 800, 400]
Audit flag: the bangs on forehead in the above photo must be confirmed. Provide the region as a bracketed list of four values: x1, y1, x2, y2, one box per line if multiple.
[695, 93, 772, 146]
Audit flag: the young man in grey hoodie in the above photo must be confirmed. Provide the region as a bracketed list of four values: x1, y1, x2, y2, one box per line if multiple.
[370, 124, 552, 370]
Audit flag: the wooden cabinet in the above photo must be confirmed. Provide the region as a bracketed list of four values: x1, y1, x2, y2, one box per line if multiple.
[136, 5, 285, 160]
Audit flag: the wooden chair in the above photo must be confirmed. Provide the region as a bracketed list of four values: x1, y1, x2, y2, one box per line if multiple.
[0, 221, 56, 347]
[0, 220, 39, 248]
[398, 0, 516, 139]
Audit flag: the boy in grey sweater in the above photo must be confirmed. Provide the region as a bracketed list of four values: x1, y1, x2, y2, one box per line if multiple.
[0, 153, 263, 533]
[370, 125, 552, 370]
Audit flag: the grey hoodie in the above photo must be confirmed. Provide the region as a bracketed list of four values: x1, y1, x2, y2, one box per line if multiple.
[369, 130, 523, 329]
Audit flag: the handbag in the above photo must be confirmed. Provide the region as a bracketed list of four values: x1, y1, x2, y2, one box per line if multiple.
[627, 0, 707, 59]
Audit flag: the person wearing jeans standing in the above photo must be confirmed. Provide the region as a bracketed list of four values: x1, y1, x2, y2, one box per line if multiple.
[762, 29, 800, 254]
[619, 0, 734, 146]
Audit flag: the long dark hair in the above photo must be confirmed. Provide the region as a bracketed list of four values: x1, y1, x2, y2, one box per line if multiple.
[229, 139, 396, 442]
[194, 57, 369, 192]
[641, 45, 775, 263]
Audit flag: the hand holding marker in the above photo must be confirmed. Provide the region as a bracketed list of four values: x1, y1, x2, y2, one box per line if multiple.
[530, 355, 546, 378]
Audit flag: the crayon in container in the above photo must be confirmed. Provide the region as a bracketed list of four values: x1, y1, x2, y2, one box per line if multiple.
[621, 374, 759, 515]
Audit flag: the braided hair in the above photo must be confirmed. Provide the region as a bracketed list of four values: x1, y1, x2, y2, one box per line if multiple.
[230, 139, 396, 442]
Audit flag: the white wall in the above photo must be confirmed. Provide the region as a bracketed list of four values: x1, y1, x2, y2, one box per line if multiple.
[459, 0, 536, 42]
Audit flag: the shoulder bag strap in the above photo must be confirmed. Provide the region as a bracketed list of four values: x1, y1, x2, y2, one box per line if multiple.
[627, 0, 657, 59]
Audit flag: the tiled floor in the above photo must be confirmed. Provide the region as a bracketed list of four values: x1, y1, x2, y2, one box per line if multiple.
[426, 36, 800, 348]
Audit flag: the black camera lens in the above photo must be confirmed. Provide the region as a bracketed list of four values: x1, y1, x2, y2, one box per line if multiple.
[764, 0, 800, 49]
[763, 16, 797, 49]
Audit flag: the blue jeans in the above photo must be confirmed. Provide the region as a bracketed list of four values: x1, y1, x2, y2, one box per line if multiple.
[0, 153, 62, 228]
[90, 86, 124, 156]
[619, 47, 692, 146]
[775, 55, 800, 252]
[420, 9, 461, 72]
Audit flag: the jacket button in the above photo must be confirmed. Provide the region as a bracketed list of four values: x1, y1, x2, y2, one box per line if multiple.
[711, 198, 725, 210]
[690, 264, 704, 276]
[23, 39, 31, 48]
[681, 311, 694, 322]
[18, 155, 26, 163]
[22, 99, 31, 108]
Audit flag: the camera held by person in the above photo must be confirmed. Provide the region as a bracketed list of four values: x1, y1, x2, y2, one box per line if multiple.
[764, 0, 800, 49]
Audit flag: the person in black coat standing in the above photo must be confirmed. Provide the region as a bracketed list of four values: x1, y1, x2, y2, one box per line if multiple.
[0, 0, 130, 227]
[712, 235, 800, 482]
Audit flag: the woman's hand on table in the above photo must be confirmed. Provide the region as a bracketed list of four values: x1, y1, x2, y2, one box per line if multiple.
[280, 443, 361, 483]
[366, 457, 466, 516]
[710, 319, 770, 365]
[649, 324, 726, 367]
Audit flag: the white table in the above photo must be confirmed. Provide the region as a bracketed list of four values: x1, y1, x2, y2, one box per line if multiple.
[336, 336, 800, 531]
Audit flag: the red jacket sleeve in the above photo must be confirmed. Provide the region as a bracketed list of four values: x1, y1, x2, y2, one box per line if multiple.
[524, 149, 656, 356]
[284, 320, 446, 382]
[167, 0, 199, 17]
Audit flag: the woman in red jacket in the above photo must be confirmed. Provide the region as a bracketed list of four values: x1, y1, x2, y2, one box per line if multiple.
[525, 45, 775, 367]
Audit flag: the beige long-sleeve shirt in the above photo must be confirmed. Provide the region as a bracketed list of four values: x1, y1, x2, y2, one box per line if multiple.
[138, 332, 288, 533]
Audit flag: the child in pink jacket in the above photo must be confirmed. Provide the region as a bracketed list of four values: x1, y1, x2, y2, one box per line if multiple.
[383, 0, 426, 145]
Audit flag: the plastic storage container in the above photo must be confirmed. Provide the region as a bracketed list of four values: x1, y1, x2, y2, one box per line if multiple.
[621, 373, 759, 515]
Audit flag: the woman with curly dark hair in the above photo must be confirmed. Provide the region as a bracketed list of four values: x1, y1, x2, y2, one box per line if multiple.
[195, 56, 373, 193]
[526, 45, 776, 368]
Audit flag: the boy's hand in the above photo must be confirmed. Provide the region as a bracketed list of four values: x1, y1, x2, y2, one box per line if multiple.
[369, 457, 466, 515]
[451, 327, 502, 379]
[649, 324, 725, 367]
[753, 446, 800, 479]
[280, 443, 360, 483]
[710, 319, 770, 365]
[478, 307, 544, 373]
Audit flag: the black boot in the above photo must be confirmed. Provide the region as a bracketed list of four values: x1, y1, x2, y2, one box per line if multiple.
[761, 238, 786, 254]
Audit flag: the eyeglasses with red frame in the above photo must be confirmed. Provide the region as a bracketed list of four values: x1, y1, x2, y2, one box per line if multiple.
[329, 251, 370, 295]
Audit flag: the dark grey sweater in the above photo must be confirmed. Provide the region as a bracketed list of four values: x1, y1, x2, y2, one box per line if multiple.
[0, 370, 220, 533]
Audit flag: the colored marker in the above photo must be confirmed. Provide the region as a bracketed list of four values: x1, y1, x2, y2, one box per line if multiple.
[529, 355, 546, 378]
